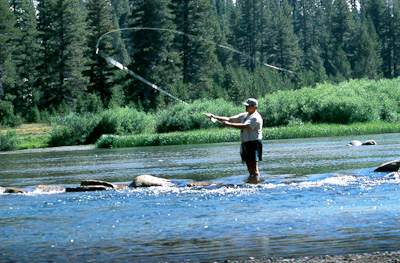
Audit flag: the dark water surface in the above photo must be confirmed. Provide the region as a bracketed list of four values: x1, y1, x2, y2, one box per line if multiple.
[1, 134, 400, 262]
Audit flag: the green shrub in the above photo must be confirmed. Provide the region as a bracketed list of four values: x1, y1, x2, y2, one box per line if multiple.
[0, 130, 19, 151]
[0, 101, 23, 127]
[90, 107, 155, 141]
[259, 78, 400, 126]
[155, 99, 241, 133]
[49, 113, 100, 146]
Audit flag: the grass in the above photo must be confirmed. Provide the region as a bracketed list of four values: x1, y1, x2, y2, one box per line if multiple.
[2, 121, 400, 150]
[0, 124, 51, 150]
[96, 121, 400, 148]
[265, 122, 400, 140]
[95, 129, 240, 148]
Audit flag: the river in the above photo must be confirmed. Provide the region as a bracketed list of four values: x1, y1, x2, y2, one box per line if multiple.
[1, 133, 400, 262]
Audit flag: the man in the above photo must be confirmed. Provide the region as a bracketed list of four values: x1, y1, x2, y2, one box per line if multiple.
[205, 98, 263, 183]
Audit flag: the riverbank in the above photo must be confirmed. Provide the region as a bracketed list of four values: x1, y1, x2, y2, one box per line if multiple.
[95, 122, 400, 148]
[2, 121, 400, 150]
[225, 251, 400, 263]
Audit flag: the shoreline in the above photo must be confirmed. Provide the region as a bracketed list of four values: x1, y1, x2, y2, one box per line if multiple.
[0, 145, 96, 154]
[2, 121, 400, 151]
[224, 251, 400, 263]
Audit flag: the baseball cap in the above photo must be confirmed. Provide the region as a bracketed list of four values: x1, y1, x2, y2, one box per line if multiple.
[243, 98, 258, 107]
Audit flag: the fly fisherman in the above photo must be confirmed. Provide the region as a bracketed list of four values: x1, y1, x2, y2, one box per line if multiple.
[204, 98, 263, 183]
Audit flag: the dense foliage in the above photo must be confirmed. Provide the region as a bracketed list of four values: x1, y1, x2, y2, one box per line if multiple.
[1, 0, 400, 126]
[259, 78, 400, 126]
[43, 78, 400, 147]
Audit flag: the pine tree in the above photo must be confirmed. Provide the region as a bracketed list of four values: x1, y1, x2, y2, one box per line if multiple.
[172, 0, 220, 99]
[353, 16, 382, 79]
[127, 0, 180, 108]
[258, 0, 272, 65]
[10, 0, 41, 120]
[110, 0, 130, 65]
[235, 0, 260, 70]
[361, 0, 391, 77]
[214, 0, 232, 39]
[37, 0, 89, 112]
[212, 0, 232, 68]
[267, 0, 301, 73]
[328, 0, 354, 79]
[111, 0, 129, 29]
[293, 0, 314, 54]
[86, 0, 118, 106]
[0, 0, 17, 103]
[393, 0, 400, 77]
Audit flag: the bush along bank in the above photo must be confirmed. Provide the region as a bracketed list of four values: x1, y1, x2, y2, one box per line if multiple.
[3, 77, 400, 150]
[96, 122, 400, 148]
[258, 78, 400, 126]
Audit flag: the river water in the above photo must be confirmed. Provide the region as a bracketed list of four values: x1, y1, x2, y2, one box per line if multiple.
[1, 133, 400, 262]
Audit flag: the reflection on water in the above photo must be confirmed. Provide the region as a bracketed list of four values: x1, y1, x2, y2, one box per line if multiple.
[1, 133, 400, 262]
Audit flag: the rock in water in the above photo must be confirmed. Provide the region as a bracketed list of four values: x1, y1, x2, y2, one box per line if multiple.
[347, 140, 362, 146]
[375, 159, 400, 172]
[65, 179, 117, 192]
[362, 139, 377, 145]
[4, 188, 26, 194]
[65, 185, 112, 192]
[35, 185, 65, 192]
[80, 180, 117, 189]
[130, 174, 174, 188]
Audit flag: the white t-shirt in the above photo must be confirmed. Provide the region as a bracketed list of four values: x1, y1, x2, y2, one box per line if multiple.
[229, 111, 263, 142]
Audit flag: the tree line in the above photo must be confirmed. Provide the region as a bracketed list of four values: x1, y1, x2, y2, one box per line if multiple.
[1, 0, 400, 126]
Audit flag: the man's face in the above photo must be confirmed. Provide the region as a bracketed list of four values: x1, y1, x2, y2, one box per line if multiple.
[246, 105, 257, 113]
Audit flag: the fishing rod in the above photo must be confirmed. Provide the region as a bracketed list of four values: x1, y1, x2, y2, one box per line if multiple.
[96, 27, 295, 105]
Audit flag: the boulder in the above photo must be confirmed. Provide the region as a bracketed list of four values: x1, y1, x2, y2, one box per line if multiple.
[347, 140, 377, 146]
[65, 185, 112, 192]
[363, 140, 377, 145]
[187, 182, 221, 187]
[347, 140, 362, 146]
[4, 188, 26, 194]
[130, 174, 174, 188]
[375, 159, 400, 172]
[65, 179, 119, 192]
[80, 180, 117, 189]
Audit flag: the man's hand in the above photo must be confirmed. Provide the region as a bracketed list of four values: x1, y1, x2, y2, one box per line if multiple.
[203, 113, 214, 119]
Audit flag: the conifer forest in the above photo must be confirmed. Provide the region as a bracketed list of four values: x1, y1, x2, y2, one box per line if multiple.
[1, 0, 400, 126]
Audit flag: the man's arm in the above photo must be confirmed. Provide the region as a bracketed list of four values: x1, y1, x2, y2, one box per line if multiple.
[222, 121, 249, 130]
[204, 113, 230, 122]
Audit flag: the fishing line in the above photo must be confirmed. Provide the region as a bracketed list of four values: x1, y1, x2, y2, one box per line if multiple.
[96, 27, 294, 105]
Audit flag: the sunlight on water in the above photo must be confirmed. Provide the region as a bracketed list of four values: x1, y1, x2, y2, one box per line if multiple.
[1, 133, 400, 262]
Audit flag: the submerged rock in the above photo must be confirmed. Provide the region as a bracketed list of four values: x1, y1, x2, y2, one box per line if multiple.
[375, 159, 400, 172]
[130, 174, 174, 188]
[4, 188, 26, 194]
[347, 140, 362, 146]
[35, 185, 65, 192]
[347, 140, 377, 146]
[187, 182, 221, 187]
[65, 185, 112, 192]
[65, 179, 118, 192]
[363, 139, 377, 145]
[80, 180, 117, 189]
[384, 171, 400, 179]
